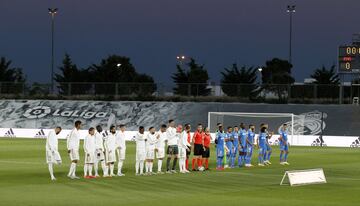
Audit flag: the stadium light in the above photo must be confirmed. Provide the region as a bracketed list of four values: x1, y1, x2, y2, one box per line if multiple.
[48, 8, 58, 94]
[176, 55, 186, 68]
[286, 5, 296, 64]
[286, 5, 296, 13]
[257, 67, 263, 84]
[176, 55, 186, 60]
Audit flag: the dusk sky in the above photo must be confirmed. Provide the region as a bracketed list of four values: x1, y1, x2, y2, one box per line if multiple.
[1, 0, 359, 84]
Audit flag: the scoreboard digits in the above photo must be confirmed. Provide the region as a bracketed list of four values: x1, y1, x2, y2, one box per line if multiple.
[339, 46, 360, 73]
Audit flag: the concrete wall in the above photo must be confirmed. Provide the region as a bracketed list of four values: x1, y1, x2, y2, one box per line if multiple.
[1, 100, 360, 135]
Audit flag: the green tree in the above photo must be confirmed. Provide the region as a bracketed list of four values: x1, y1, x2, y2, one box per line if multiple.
[220, 64, 257, 98]
[310, 65, 340, 99]
[310, 65, 339, 84]
[0, 57, 26, 94]
[54, 54, 91, 95]
[172, 58, 210, 96]
[261, 58, 295, 101]
[29, 82, 50, 96]
[134, 73, 157, 96]
[0, 57, 26, 82]
[89, 55, 156, 96]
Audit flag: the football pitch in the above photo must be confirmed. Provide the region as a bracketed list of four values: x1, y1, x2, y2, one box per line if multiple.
[0, 138, 359, 206]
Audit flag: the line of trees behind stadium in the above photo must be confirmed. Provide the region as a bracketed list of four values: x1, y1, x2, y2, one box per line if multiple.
[0, 55, 344, 100]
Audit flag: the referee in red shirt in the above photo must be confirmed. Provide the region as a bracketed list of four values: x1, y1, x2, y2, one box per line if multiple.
[202, 127, 211, 170]
[184, 123, 192, 170]
[192, 124, 204, 171]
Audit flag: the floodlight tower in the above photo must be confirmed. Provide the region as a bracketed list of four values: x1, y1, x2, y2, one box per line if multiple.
[287, 5, 296, 64]
[176, 55, 186, 67]
[48, 8, 58, 94]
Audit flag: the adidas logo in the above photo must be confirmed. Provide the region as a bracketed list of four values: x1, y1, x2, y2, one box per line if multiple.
[350, 137, 360, 148]
[102, 131, 109, 137]
[311, 138, 327, 147]
[35, 129, 46, 138]
[4, 128, 16, 138]
[271, 139, 280, 146]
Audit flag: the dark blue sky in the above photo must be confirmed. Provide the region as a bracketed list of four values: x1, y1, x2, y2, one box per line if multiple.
[1, 0, 359, 84]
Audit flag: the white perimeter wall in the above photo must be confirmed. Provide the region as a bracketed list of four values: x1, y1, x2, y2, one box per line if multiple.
[0, 128, 359, 148]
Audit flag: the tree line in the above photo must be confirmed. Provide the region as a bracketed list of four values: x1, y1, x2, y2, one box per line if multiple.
[0, 54, 341, 98]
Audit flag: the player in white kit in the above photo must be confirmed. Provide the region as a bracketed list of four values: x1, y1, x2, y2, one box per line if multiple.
[135, 126, 146, 176]
[166, 120, 179, 173]
[155, 124, 167, 174]
[145, 127, 159, 175]
[104, 125, 117, 177]
[46, 126, 62, 181]
[67, 120, 82, 179]
[115, 124, 126, 176]
[179, 124, 191, 173]
[94, 125, 106, 177]
[83, 127, 96, 178]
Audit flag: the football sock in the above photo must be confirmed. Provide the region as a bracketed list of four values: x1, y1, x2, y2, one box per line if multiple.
[101, 161, 107, 176]
[172, 158, 178, 170]
[135, 161, 139, 174]
[149, 162, 153, 173]
[89, 165, 93, 176]
[118, 160, 123, 174]
[192, 158, 196, 170]
[139, 160, 144, 174]
[94, 161, 99, 175]
[48, 163, 54, 178]
[157, 159, 162, 172]
[68, 162, 76, 177]
[267, 152, 272, 161]
[166, 157, 171, 171]
[110, 164, 114, 175]
[197, 158, 202, 168]
[84, 164, 88, 176]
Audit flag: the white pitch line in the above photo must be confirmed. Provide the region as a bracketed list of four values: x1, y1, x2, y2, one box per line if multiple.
[217, 171, 280, 177]
[209, 171, 360, 181]
[0, 160, 359, 181]
[0, 160, 88, 167]
[0, 160, 45, 165]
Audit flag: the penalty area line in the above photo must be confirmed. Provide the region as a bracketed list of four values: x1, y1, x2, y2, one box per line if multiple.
[218, 171, 360, 181]
[0, 160, 45, 165]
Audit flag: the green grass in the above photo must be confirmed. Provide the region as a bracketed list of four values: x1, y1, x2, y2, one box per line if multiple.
[0, 138, 359, 206]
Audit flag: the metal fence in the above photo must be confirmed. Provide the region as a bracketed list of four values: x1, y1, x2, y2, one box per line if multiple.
[0, 81, 359, 104]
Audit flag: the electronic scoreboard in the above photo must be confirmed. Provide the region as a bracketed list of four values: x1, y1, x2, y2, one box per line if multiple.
[338, 45, 360, 73]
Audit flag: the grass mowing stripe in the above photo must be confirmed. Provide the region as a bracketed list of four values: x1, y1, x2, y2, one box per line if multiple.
[0, 138, 360, 206]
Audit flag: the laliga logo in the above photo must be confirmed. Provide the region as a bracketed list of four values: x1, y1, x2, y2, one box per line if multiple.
[23, 106, 51, 119]
[279, 110, 326, 135]
[23, 106, 108, 119]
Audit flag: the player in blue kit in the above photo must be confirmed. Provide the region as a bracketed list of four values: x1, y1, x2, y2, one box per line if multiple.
[224, 127, 233, 168]
[238, 123, 247, 167]
[263, 125, 273, 165]
[257, 125, 267, 166]
[231, 126, 239, 168]
[215, 125, 226, 170]
[245, 124, 255, 167]
[279, 124, 290, 165]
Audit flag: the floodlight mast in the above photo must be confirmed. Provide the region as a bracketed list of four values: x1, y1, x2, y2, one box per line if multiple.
[48, 8, 58, 94]
[286, 5, 296, 64]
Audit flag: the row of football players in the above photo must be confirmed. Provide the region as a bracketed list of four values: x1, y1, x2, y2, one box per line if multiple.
[45, 120, 212, 180]
[214, 123, 290, 170]
[133, 120, 211, 176]
[45, 120, 106, 180]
